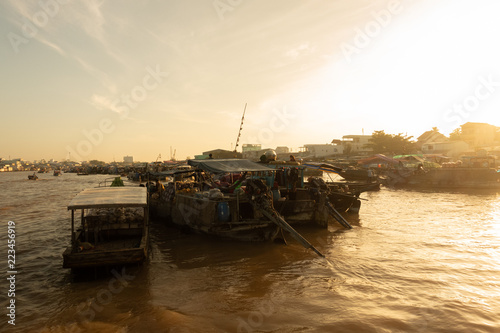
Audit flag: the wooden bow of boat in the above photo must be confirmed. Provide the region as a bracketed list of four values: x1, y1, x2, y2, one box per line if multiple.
[307, 177, 353, 229]
[245, 179, 325, 257]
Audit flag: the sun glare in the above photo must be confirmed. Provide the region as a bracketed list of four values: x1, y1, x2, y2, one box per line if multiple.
[300, 1, 500, 139]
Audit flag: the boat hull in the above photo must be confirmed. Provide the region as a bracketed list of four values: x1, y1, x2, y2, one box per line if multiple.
[169, 194, 280, 242]
[63, 229, 148, 269]
[63, 246, 147, 268]
[387, 168, 500, 189]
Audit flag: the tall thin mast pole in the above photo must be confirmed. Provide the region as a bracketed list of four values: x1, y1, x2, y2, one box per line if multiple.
[234, 103, 247, 152]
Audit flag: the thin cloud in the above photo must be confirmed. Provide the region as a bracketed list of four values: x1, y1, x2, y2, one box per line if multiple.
[37, 37, 66, 56]
[89, 94, 122, 114]
[89, 94, 144, 123]
[73, 56, 116, 94]
[285, 43, 315, 60]
[5, 0, 130, 75]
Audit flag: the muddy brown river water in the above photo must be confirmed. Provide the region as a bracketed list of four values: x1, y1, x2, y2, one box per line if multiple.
[1, 171, 499, 332]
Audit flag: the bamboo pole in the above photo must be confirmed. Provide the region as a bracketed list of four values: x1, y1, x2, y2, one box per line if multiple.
[256, 206, 325, 258]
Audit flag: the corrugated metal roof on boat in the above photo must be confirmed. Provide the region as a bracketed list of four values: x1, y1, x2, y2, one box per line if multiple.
[67, 187, 147, 209]
[187, 159, 272, 173]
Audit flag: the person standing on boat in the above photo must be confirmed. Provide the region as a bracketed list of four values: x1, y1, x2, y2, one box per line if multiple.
[367, 169, 375, 182]
[156, 179, 164, 193]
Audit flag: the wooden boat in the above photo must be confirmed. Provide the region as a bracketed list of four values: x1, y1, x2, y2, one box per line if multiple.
[341, 181, 381, 193]
[151, 159, 353, 240]
[150, 159, 325, 256]
[339, 168, 375, 182]
[267, 161, 361, 216]
[127, 172, 143, 181]
[303, 162, 343, 175]
[53, 170, 62, 176]
[383, 167, 500, 189]
[303, 162, 380, 192]
[28, 173, 38, 180]
[160, 160, 282, 241]
[62, 187, 149, 269]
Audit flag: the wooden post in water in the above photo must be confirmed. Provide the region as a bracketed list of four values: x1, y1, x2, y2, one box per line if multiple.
[82, 209, 87, 242]
[71, 209, 75, 247]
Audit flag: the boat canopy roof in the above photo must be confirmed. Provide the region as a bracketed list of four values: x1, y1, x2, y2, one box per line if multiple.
[303, 162, 343, 173]
[150, 169, 194, 177]
[67, 187, 147, 210]
[188, 159, 272, 173]
[358, 154, 399, 165]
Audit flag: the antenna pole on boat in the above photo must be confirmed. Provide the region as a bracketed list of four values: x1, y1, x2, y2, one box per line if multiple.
[233, 103, 247, 152]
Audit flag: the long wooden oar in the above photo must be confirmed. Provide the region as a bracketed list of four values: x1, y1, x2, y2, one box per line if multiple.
[326, 201, 353, 229]
[245, 178, 324, 257]
[257, 207, 325, 258]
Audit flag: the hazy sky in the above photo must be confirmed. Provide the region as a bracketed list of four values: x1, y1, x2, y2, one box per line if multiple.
[2, 0, 500, 162]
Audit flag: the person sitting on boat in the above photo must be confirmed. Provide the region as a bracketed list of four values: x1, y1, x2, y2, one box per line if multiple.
[214, 178, 230, 189]
[145, 181, 155, 193]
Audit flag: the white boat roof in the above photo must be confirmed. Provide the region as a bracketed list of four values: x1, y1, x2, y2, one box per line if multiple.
[67, 187, 147, 210]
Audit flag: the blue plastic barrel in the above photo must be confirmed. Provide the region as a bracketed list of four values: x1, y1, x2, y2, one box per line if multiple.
[217, 202, 230, 222]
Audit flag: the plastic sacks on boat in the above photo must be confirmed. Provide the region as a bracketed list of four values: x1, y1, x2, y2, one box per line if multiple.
[208, 188, 224, 199]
